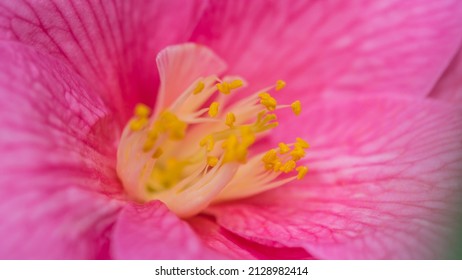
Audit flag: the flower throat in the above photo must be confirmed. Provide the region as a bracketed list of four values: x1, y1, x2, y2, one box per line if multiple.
[117, 55, 309, 218]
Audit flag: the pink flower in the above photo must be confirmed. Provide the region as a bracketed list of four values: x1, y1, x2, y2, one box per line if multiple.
[0, 0, 461, 259]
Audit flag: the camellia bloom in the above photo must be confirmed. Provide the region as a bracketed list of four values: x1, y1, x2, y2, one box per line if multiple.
[0, 0, 462, 259]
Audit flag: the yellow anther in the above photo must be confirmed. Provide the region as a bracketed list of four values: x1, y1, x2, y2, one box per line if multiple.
[199, 135, 215, 152]
[134, 103, 151, 118]
[296, 137, 310, 149]
[229, 79, 244, 89]
[278, 142, 290, 154]
[240, 126, 255, 146]
[280, 160, 296, 173]
[152, 148, 163, 159]
[259, 92, 277, 111]
[193, 81, 205, 95]
[147, 129, 159, 142]
[262, 149, 278, 164]
[291, 100, 302, 116]
[290, 146, 306, 161]
[272, 160, 282, 172]
[208, 102, 220, 117]
[158, 111, 187, 140]
[216, 82, 231, 94]
[207, 156, 219, 167]
[225, 112, 236, 128]
[275, 80, 286, 91]
[222, 134, 239, 162]
[129, 118, 148, 131]
[142, 138, 156, 152]
[296, 166, 308, 180]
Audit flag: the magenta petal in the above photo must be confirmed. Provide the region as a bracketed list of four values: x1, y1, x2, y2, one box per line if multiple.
[0, 0, 207, 122]
[208, 96, 462, 259]
[429, 45, 462, 103]
[112, 201, 224, 259]
[0, 42, 124, 259]
[191, 0, 462, 103]
[189, 215, 313, 260]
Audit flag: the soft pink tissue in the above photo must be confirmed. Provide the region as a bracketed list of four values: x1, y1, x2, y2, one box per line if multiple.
[0, 0, 461, 260]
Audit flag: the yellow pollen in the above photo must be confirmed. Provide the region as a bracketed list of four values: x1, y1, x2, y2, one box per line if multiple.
[152, 148, 163, 159]
[291, 100, 302, 116]
[296, 137, 310, 149]
[229, 79, 244, 89]
[262, 149, 278, 164]
[134, 103, 151, 118]
[225, 112, 236, 128]
[290, 146, 306, 161]
[275, 80, 286, 91]
[117, 72, 310, 219]
[278, 142, 290, 154]
[280, 160, 296, 173]
[259, 92, 277, 111]
[216, 82, 230, 94]
[157, 111, 187, 140]
[142, 138, 156, 152]
[208, 102, 219, 117]
[129, 118, 148, 131]
[199, 135, 215, 152]
[272, 160, 282, 172]
[207, 156, 219, 167]
[216, 79, 243, 94]
[296, 166, 308, 180]
[193, 81, 205, 95]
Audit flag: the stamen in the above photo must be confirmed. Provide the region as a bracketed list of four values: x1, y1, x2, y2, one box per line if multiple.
[208, 102, 219, 117]
[216, 79, 243, 95]
[291, 100, 302, 116]
[207, 156, 219, 167]
[259, 92, 277, 111]
[134, 103, 151, 118]
[193, 81, 205, 95]
[275, 80, 286, 91]
[296, 166, 308, 180]
[199, 135, 215, 152]
[225, 112, 236, 128]
[117, 71, 309, 218]
[278, 142, 290, 154]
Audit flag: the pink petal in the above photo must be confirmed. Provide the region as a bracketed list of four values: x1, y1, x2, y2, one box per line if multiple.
[0, 42, 125, 259]
[429, 45, 462, 103]
[154, 43, 226, 113]
[207, 96, 462, 259]
[191, 0, 462, 103]
[0, 0, 207, 123]
[189, 215, 313, 259]
[112, 201, 224, 259]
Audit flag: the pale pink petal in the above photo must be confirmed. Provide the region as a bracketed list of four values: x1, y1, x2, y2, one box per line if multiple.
[0, 0, 207, 122]
[189, 215, 313, 259]
[207, 96, 462, 259]
[191, 0, 462, 104]
[0, 42, 124, 259]
[429, 45, 462, 103]
[112, 201, 224, 259]
[154, 43, 226, 113]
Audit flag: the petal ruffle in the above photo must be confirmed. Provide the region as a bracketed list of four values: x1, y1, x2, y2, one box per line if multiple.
[190, 0, 462, 103]
[207, 96, 462, 259]
[0, 0, 207, 122]
[429, 45, 462, 103]
[112, 201, 223, 259]
[0, 42, 124, 259]
[154, 43, 226, 113]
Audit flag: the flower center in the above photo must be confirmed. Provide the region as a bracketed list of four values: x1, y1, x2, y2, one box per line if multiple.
[117, 75, 309, 218]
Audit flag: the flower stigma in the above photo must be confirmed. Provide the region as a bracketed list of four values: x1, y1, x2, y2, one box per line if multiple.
[117, 74, 309, 218]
